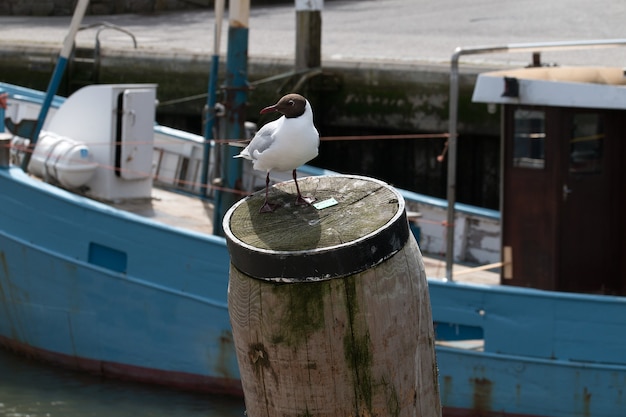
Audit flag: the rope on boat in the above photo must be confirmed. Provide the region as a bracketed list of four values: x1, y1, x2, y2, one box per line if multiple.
[452, 261, 507, 276]
[4, 133, 449, 148]
[2, 131, 450, 198]
[3, 131, 452, 197]
[216, 132, 450, 145]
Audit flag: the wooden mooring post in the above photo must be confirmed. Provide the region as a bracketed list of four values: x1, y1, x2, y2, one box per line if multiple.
[295, 0, 322, 71]
[223, 175, 441, 417]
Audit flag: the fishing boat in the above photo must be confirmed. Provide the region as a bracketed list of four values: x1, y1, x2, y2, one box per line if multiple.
[1, 4, 625, 416]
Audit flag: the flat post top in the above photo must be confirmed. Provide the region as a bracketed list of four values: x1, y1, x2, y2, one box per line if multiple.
[223, 175, 409, 282]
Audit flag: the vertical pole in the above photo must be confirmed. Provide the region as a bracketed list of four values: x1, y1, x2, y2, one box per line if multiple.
[295, 0, 323, 71]
[0, 90, 6, 132]
[213, 0, 249, 236]
[21, 0, 90, 171]
[445, 50, 461, 281]
[201, 0, 225, 197]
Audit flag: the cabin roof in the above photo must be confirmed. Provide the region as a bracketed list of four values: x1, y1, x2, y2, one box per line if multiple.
[472, 66, 626, 110]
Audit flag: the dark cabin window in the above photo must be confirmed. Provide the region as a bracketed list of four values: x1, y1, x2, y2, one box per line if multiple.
[513, 109, 546, 169]
[569, 113, 604, 174]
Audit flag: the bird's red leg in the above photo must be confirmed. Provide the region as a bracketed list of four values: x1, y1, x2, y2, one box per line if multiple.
[293, 169, 315, 206]
[259, 172, 278, 213]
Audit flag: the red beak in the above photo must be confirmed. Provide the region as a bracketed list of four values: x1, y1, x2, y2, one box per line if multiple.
[260, 104, 277, 114]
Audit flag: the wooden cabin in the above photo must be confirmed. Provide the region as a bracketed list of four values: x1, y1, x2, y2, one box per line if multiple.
[473, 67, 626, 295]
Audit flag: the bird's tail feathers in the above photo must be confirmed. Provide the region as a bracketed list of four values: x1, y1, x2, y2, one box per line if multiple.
[233, 149, 251, 160]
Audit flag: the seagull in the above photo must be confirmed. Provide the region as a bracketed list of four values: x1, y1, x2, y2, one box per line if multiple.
[234, 93, 320, 213]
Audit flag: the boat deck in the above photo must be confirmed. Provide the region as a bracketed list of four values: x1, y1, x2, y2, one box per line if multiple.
[112, 185, 500, 285]
[423, 256, 499, 285]
[112, 187, 217, 235]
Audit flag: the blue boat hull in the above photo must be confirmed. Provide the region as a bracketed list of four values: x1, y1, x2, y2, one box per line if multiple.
[0, 167, 241, 395]
[436, 346, 626, 417]
[429, 276, 626, 417]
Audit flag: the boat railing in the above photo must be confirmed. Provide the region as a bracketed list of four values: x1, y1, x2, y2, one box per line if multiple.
[152, 145, 206, 195]
[152, 131, 209, 195]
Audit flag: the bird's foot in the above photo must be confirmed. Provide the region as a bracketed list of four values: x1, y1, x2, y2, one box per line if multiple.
[259, 200, 279, 213]
[295, 194, 315, 206]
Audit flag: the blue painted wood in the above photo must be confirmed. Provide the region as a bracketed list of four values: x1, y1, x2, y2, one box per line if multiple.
[212, 26, 248, 236]
[28, 56, 67, 144]
[429, 279, 626, 364]
[0, 82, 65, 108]
[437, 346, 626, 417]
[201, 54, 220, 197]
[430, 279, 626, 416]
[88, 242, 128, 273]
[0, 167, 239, 388]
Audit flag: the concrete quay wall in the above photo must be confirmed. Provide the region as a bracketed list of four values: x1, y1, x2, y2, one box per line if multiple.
[0, 44, 499, 137]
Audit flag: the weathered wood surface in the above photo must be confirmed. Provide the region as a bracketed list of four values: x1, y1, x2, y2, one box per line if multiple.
[225, 175, 442, 417]
[227, 175, 398, 251]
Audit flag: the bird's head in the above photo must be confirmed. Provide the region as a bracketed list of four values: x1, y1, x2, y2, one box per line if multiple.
[260, 93, 307, 119]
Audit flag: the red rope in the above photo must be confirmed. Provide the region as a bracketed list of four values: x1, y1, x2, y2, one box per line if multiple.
[3, 130, 454, 200]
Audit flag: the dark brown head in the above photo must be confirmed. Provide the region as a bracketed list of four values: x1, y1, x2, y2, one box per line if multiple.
[260, 93, 307, 118]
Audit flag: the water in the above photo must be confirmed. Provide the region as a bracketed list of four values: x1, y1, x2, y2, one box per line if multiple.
[0, 348, 245, 417]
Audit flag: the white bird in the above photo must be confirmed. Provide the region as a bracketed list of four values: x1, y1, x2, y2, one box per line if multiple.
[235, 93, 320, 213]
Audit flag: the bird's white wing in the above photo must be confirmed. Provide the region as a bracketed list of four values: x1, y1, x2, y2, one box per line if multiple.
[234, 119, 279, 161]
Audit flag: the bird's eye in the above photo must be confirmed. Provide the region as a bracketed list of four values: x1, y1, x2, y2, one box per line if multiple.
[288, 100, 295, 106]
